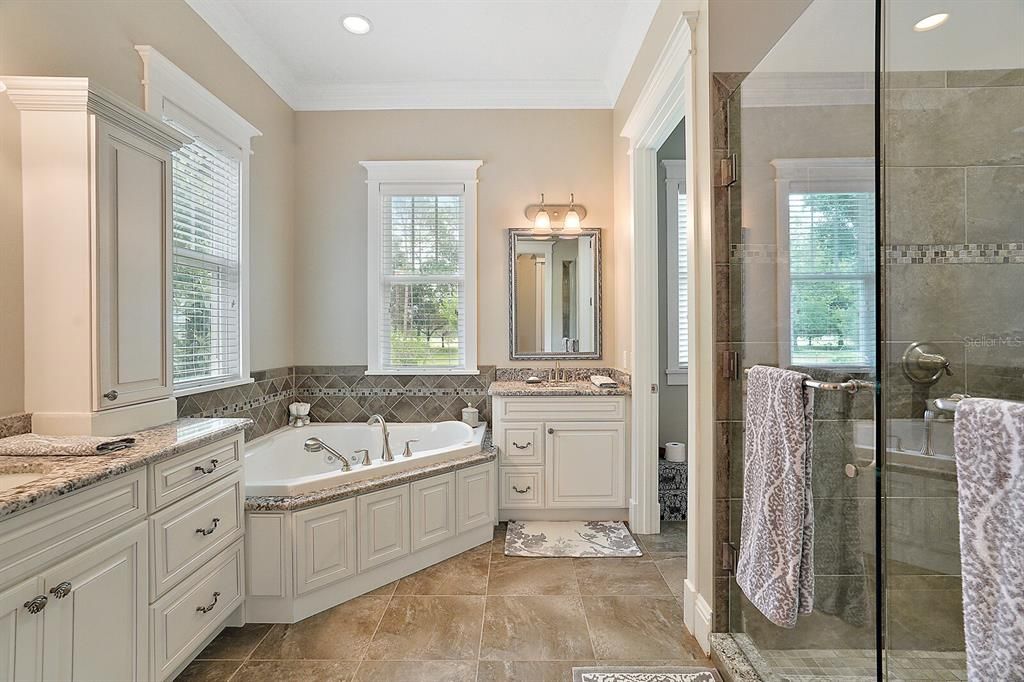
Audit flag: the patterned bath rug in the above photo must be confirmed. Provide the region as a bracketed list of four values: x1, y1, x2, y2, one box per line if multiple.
[504, 520, 642, 557]
[572, 666, 722, 682]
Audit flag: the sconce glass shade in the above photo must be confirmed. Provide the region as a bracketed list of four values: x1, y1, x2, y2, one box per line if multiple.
[563, 208, 581, 230]
[533, 208, 551, 231]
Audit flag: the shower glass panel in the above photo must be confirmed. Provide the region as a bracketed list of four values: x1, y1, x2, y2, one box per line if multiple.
[881, 1, 1022, 680]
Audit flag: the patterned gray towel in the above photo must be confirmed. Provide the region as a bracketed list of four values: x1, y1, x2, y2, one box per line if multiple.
[736, 365, 814, 628]
[954, 398, 1024, 681]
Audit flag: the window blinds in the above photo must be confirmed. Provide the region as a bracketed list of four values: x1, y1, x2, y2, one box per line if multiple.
[379, 186, 467, 369]
[788, 191, 875, 367]
[676, 189, 689, 368]
[168, 130, 242, 388]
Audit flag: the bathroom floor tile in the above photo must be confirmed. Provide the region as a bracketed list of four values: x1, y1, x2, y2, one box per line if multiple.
[195, 623, 273, 660]
[364, 580, 398, 597]
[654, 555, 688, 596]
[573, 557, 672, 595]
[486, 556, 578, 595]
[173, 659, 241, 681]
[583, 595, 698, 660]
[479, 595, 594, 661]
[364, 596, 485, 660]
[395, 544, 490, 595]
[251, 595, 389, 660]
[233, 660, 360, 681]
[475, 660, 595, 681]
[636, 521, 688, 553]
[353, 660, 477, 681]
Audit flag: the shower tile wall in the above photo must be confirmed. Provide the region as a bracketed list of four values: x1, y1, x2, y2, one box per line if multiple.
[176, 366, 296, 440]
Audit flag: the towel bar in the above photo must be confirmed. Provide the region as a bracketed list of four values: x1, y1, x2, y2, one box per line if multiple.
[743, 367, 875, 395]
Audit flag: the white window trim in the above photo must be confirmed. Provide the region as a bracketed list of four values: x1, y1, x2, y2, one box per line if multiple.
[663, 159, 688, 386]
[361, 160, 482, 376]
[772, 157, 875, 371]
[136, 45, 262, 395]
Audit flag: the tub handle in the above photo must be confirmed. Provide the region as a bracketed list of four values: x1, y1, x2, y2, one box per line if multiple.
[355, 448, 372, 466]
[403, 439, 419, 458]
[512, 441, 532, 450]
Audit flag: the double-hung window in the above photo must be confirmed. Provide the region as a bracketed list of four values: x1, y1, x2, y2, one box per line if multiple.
[772, 158, 875, 369]
[136, 46, 261, 394]
[663, 160, 689, 385]
[362, 161, 482, 374]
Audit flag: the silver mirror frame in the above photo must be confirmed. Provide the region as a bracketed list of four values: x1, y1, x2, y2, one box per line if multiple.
[507, 227, 603, 361]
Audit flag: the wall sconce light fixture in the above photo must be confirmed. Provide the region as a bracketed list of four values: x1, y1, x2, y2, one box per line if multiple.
[524, 193, 587, 232]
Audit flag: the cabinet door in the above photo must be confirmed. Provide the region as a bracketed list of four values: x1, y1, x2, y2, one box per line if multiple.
[358, 486, 410, 572]
[41, 523, 148, 682]
[411, 474, 456, 551]
[456, 464, 495, 533]
[545, 422, 626, 507]
[294, 498, 357, 595]
[95, 119, 173, 409]
[0, 577, 44, 682]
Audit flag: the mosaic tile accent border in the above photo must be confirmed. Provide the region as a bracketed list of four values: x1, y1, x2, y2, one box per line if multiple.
[0, 413, 32, 439]
[884, 242, 1024, 265]
[176, 367, 295, 440]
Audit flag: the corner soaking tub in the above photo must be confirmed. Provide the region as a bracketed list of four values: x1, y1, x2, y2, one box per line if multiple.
[245, 421, 485, 496]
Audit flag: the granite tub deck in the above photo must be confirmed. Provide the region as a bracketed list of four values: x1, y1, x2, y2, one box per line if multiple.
[0, 417, 251, 519]
[246, 429, 497, 512]
[487, 380, 631, 397]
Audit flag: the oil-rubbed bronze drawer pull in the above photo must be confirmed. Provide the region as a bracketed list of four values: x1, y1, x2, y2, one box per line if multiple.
[195, 518, 221, 536]
[512, 441, 531, 450]
[196, 592, 221, 614]
[512, 485, 531, 494]
[194, 459, 219, 475]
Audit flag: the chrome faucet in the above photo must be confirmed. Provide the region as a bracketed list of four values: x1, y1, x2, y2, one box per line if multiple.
[367, 414, 394, 462]
[304, 437, 351, 471]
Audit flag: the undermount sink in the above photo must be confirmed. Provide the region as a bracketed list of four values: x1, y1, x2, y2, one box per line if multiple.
[0, 472, 45, 492]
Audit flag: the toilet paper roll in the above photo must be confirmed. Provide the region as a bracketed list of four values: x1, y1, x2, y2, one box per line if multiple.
[664, 442, 686, 463]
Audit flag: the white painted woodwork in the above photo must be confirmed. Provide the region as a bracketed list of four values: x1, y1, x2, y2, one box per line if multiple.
[5, 77, 187, 435]
[150, 473, 244, 598]
[456, 464, 495, 533]
[357, 485, 411, 572]
[0, 576, 44, 682]
[499, 466, 544, 508]
[150, 540, 244, 681]
[41, 523, 148, 682]
[293, 499, 356, 595]
[410, 473, 456, 552]
[0, 470, 145, 589]
[497, 423, 544, 466]
[245, 514, 287, 598]
[495, 396, 626, 422]
[545, 422, 627, 507]
[149, 435, 242, 511]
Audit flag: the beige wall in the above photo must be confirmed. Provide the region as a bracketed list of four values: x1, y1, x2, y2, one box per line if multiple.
[0, 0, 296, 416]
[293, 109, 614, 368]
[708, 0, 813, 73]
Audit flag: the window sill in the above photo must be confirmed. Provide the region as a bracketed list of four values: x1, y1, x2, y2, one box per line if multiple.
[174, 376, 254, 398]
[366, 368, 480, 376]
[665, 368, 688, 386]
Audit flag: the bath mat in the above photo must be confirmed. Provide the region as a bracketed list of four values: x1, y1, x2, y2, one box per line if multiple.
[572, 666, 722, 682]
[504, 520, 642, 557]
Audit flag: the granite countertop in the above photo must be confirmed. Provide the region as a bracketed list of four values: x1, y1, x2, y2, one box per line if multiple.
[0, 417, 251, 520]
[246, 429, 497, 512]
[487, 380, 631, 397]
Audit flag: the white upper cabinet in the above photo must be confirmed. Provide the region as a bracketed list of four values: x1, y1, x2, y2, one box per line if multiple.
[5, 77, 189, 435]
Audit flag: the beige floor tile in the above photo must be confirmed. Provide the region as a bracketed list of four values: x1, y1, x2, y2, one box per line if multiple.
[365, 581, 398, 597]
[475, 660, 595, 681]
[364, 596, 485, 661]
[395, 545, 490, 595]
[573, 558, 672, 596]
[486, 556, 578, 595]
[583, 596, 698, 660]
[195, 623, 272, 660]
[636, 522, 687, 553]
[173, 659, 240, 681]
[654, 555, 687, 596]
[233, 660, 360, 681]
[479, 596, 594, 661]
[251, 596, 389, 660]
[353, 661, 477, 681]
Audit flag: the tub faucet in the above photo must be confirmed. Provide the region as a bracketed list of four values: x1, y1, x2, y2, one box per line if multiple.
[304, 437, 351, 472]
[367, 414, 394, 462]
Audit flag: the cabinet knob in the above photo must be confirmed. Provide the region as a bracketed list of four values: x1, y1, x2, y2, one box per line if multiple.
[49, 581, 73, 599]
[547, 428, 555, 435]
[103, 390, 119, 401]
[24, 595, 47, 614]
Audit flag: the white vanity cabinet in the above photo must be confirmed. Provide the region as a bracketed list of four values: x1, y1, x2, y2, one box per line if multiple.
[6, 76, 190, 436]
[494, 396, 628, 519]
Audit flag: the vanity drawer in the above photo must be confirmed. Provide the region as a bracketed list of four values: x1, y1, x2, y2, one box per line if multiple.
[150, 471, 244, 598]
[499, 467, 544, 508]
[151, 540, 244, 681]
[149, 434, 243, 512]
[498, 422, 544, 465]
[497, 396, 626, 422]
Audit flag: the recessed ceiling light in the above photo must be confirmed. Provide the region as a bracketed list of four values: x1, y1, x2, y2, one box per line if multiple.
[341, 14, 372, 35]
[913, 13, 949, 32]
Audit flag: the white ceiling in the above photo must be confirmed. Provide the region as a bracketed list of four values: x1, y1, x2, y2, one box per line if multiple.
[185, 0, 660, 111]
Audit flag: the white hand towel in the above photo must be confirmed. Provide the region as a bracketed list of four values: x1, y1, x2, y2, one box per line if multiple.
[591, 375, 617, 389]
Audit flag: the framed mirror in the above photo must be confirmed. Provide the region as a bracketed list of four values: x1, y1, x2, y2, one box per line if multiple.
[508, 228, 602, 360]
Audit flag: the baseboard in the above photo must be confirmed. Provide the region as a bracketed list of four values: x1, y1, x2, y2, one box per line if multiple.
[694, 592, 714, 654]
[31, 397, 178, 436]
[683, 577, 698, 632]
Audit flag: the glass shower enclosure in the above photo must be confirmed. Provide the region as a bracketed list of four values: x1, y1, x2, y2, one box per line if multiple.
[717, 0, 1023, 679]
